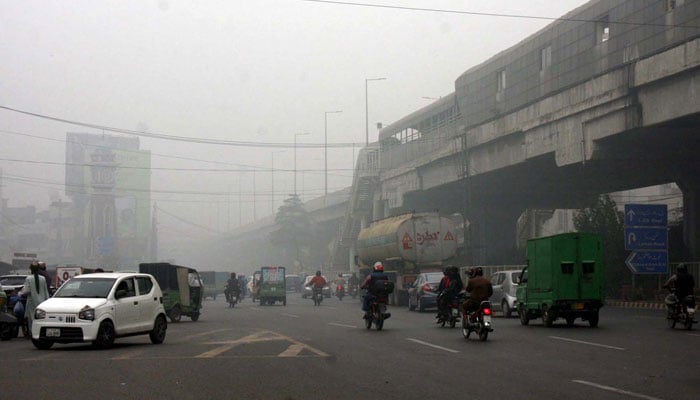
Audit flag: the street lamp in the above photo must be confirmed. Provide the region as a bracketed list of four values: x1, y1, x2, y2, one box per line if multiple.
[271, 150, 286, 215]
[294, 132, 309, 196]
[365, 77, 386, 145]
[324, 110, 342, 197]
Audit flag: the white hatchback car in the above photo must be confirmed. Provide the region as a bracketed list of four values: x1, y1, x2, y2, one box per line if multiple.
[32, 272, 167, 349]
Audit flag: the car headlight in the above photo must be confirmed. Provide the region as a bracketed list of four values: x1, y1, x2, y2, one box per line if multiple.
[78, 306, 95, 321]
[35, 308, 46, 320]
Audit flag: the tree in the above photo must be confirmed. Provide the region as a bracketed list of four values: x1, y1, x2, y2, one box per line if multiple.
[573, 194, 627, 297]
[269, 195, 318, 272]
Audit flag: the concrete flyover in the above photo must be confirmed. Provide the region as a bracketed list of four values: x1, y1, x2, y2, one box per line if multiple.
[375, 1, 700, 264]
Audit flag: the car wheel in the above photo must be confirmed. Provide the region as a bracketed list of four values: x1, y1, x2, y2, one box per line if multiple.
[93, 320, 116, 349]
[542, 305, 554, 327]
[32, 338, 54, 350]
[0, 323, 12, 341]
[588, 310, 599, 328]
[518, 304, 529, 326]
[149, 315, 167, 344]
[169, 306, 182, 323]
[190, 312, 200, 322]
[502, 300, 511, 318]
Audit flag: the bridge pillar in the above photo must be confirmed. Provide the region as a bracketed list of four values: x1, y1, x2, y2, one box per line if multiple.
[677, 173, 700, 261]
[466, 202, 524, 265]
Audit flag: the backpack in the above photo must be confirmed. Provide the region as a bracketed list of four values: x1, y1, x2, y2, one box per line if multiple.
[371, 279, 395, 295]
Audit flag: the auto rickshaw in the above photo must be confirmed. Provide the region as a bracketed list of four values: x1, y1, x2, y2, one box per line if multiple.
[139, 262, 203, 322]
[258, 266, 286, 306]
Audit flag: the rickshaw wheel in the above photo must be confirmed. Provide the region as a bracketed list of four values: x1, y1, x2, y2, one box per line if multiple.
[191, 312, 200, 322]
[169, 306, 182, 323]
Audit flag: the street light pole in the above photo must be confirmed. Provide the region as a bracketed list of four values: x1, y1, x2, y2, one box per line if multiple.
[324, 110, 342, 198]
[294, 132, 309, 197]
[271, 150, 285, 216]
[365, 77, 386, 146]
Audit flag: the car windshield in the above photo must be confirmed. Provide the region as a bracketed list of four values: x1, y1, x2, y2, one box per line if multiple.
[0, 276, 27, 286]
[425, 272, 444, 283]
[54, 278, 116, 298]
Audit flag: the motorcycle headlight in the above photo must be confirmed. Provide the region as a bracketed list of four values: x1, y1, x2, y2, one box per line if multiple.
[78, 306, 95, 321]
[35, 308, 47, 320]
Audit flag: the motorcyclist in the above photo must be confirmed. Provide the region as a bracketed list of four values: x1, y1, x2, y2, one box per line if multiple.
[225, 272, 241, 304]
[436, 265, 464, 322]
[306, 271, 328, 299]
[334, 274, 346, 295]
[663, 264, 696, 311]
[360, 262, 389, 318]
[462, 267, 493, 320]
[347, 272, 359, 293]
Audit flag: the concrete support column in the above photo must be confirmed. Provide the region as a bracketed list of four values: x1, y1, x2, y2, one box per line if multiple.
[466, 202, 524, 265]
[677, 176, 700, 260]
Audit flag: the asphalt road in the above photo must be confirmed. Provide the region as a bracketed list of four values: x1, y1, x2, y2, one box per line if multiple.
[1, 293, 698, 400]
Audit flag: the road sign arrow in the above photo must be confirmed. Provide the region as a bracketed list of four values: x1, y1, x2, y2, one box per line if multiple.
[625, 251, 668, 274]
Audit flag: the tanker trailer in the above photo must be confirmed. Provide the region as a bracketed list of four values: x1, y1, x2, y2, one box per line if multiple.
[356, 212, 459, 305]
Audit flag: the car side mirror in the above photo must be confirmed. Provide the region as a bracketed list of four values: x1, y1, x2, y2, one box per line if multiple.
[115, 289, 127, 299]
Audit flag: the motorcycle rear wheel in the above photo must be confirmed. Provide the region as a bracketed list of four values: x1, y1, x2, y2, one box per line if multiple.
[478, 324, 489, 341]
[375, 312, 384, 331]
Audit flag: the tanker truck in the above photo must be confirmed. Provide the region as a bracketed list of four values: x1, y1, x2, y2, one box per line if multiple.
[356, 212, 460, 305]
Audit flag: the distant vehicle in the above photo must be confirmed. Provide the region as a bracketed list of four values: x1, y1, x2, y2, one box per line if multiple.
[31, 272, 167, 349]
[407, 272, 443, 312]
[489, 270, 521, 318]
[139, 263, 204, 322]
[199, 271, 228, 300]
[0, 275, 29, 295]
[517, 233, 605, 328]
[285, 274, 302, 292]
[258, 266, 286, 306]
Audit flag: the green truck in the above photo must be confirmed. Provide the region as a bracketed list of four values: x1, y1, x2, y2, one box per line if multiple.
[517, 232, 605, 327]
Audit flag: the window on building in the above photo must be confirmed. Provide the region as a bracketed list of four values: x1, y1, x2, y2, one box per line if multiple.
[540, 45, 552, 71]
[596, 16, 610, 43]
[497, 69, 506, 92]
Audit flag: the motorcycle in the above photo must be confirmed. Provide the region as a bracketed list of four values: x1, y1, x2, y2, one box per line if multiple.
[364, 295, 390, 331]
[437, 292, 465, 328]
[312, 288, 324, 306]
[225, 287, 238, 308]
[348, 284, 358, 299]
[336, 284, 345, 301]
[665, 289, 696, 330]
[461, 300, 494, 341]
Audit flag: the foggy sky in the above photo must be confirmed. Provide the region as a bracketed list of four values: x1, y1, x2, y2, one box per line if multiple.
[0, 0, 589, 255]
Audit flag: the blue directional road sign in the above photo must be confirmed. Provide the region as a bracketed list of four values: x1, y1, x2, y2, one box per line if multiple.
[625, 250, 669, 274]
[624, 204, 667, 227]
[624, 227, 668, 250]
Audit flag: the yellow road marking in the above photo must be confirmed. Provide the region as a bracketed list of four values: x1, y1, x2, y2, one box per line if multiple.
[196, 329, 329, 358]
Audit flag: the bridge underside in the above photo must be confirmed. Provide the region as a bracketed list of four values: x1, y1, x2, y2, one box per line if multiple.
[400, 112, 700, 264]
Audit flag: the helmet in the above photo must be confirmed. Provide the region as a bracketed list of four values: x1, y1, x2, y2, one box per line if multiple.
[373, 261, 384, 272]
[316, 270, 322, 276]
[677, 263, 688, 273]
[445, 265, 458, 277]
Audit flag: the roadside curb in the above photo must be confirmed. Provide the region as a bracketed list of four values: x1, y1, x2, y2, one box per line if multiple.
[606, 300, 665, 310]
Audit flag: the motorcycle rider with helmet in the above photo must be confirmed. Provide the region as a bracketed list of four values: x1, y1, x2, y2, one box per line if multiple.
[436, 265, 464, 323]
[360, 262, 389, 319]
[462, 267, 493, 320]
[306, 271, 328, 300]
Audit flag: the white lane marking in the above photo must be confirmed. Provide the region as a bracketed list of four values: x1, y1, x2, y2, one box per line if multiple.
[328, 322, 356, 328]
[281, 313, 300, 318]
[550, 336, 625, 351]
[573, 380, 665, 400]
[687, 333, 700, 337]
[406, 338, 459, 354]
